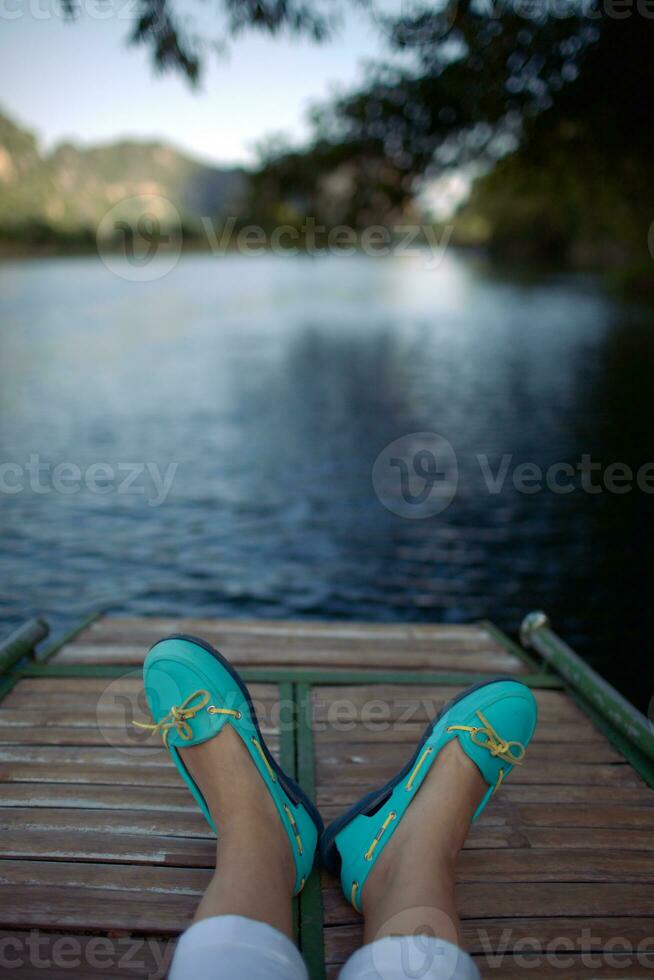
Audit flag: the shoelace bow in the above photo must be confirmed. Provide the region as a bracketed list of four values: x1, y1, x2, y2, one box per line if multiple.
[133, 689, 305, 864]
[353, 706, 528, 908]
[447, 708, 526, 793]
[133, 689, 240, 746]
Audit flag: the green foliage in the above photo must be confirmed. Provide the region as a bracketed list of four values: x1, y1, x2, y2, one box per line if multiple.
[0, 108, 247, 245]
[13, 2, 654, 276]
[451, 15, 654, 270]
[118, 0, 339, 86]
[250, 3, 654, 273]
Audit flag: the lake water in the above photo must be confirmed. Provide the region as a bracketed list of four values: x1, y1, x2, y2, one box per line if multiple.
[1, 251, 652, 711]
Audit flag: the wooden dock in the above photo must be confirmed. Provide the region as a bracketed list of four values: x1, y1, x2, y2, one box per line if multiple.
[0, 615, 653, 978]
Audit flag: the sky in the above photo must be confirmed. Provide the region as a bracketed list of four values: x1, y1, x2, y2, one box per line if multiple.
[0, 0, 390, 166]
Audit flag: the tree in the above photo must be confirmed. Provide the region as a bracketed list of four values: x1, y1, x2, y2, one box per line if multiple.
[59, 0, 654, 264]
[58, 1, 654, 181]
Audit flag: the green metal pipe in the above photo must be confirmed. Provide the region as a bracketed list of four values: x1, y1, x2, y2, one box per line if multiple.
[0, 618, 50, 675]
[520, 611, 654, 763]
[37, 608, 103, 662]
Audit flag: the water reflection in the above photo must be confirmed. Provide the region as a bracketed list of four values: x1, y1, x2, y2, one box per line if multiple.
[0, 252, 651, 708]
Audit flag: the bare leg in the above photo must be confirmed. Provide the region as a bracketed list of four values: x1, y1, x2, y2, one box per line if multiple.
[361, 738, 486, 947]
[179, 726, 295, 939]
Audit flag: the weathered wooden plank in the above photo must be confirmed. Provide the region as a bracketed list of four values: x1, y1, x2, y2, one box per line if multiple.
[0, 807, 211, 838]
[0, 784, 196, 811]
[312, 685, 589, 723]
[316, 740, 623, 765]
[524, 826, 654, 850]
[512, 803, 654, 829]
[315, 814, 654, 851]
[457, 848, 654, 882]
[327, 954, 654, 980]
[83, 617, 502, 643]
[466, 960, 654, 979]
[0, 859, 209, 893]
[324, 917, 654, 961]
[0, 726, 279, 747]
[0, 762, 188, 788]
[322, 881, 654, 925]
[317, 721, 606, 744]
[0, 705, 281, 736]
[0, 745, 175, 767]
[50, 618, 525, 677]
[2, 677, 145, 697]
[0, 884, 195, 932]
[2, 677, 277, 704]
[77, 631, 509, 655]
[53, 644, 524, 672]
[12, 837, 647, 881]
[15, 838, 650, 880]
[318, 784, 654, 807]
[316, 758, 641, 787]
[0, 829, 215, 866]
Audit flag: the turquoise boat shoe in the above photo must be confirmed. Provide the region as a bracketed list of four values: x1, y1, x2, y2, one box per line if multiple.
[137, 634, 323, 895]
[320, 678, 537, 912]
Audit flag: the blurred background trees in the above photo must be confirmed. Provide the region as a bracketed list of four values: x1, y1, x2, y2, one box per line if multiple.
[15, 0, 654, 281]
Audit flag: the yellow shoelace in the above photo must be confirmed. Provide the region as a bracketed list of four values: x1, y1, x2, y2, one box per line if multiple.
[446, 708, 526, 793]
[133, 689, 241, 746]
[364, 810, 397, 862]
[405, 746, 433, 792]
[135, 690, 303, 862]
[251, 737, 277, 783]
[283, 803, 304, 856]
[358, 709, 527, 905]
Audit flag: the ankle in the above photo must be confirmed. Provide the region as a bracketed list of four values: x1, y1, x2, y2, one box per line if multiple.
[361, 738, 485, 918]
[364, 829, 457, 899]
[217, 823, 296, 895]
[178, 728, 296, 892]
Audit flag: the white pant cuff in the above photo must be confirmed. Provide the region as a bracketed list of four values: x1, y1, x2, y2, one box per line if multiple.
[339, 934, 481, 980]
[169, 914, 308, 980]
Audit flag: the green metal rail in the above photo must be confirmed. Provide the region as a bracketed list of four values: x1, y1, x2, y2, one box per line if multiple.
[521, 610, 654, 786]
[0, 617, 49, 680]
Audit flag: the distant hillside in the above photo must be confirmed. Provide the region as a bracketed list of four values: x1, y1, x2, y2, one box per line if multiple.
[0, 109, 248, 246]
